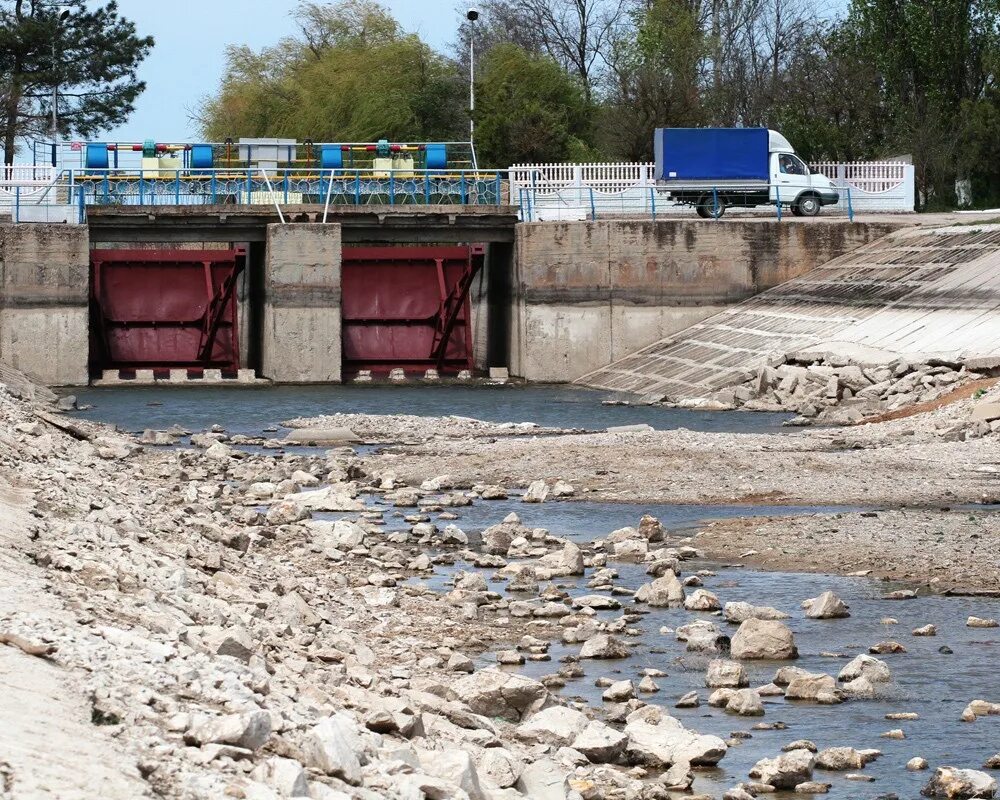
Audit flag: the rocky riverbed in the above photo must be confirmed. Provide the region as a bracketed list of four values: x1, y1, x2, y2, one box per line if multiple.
[1, 367, 998, 800]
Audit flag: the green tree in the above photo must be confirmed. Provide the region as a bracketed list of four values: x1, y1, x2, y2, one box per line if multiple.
[848, 0, 1000, 206]
[600, 0, 708, 161]
[199, 1, 465, 144]
[474, 43, 593, 165]
[0, 0, 153, 164]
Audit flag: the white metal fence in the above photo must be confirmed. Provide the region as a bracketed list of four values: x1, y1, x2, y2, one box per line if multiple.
[509, 160, 915, 219]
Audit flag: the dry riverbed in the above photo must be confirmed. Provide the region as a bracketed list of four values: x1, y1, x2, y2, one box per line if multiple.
[0, 367, 998, 800]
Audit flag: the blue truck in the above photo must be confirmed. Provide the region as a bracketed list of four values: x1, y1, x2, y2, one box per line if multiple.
[654, 128, 840, 218]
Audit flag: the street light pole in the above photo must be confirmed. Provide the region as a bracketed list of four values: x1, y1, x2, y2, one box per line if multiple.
[466, 8, 479, 169]
[50, 7, 70, 166]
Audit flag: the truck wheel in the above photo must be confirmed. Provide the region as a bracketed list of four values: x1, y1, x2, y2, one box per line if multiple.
[796, 194, 821, 217]
[790, 205, 804, 217]
[696, 195, 726, 219]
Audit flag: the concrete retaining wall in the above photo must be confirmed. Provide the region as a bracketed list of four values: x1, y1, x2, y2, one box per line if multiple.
[511, 219, 903, 382]
[0, 224, 89, 386]
[261, 224, 342, 383]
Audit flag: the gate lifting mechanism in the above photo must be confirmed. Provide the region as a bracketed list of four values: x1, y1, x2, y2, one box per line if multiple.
[341, 245, 486, 375]
[90, 248, 245, 375]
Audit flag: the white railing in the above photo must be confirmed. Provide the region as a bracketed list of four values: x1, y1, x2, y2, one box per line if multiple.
[1, 164, 57, 186]
[510, 162, 654, 196]
[511, 159, 915, 217]
[810, 161, 909, 194]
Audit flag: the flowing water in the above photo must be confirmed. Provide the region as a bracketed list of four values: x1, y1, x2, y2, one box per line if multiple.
[71, 387, 1000, 798]
[67, 384, 794, 436]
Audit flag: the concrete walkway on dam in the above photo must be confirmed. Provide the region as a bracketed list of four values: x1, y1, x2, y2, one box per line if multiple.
[577, 222, 1000, 399]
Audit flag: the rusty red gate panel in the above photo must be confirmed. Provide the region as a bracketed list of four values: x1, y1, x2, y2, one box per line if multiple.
[341, 245, 485, 375]
[90, 248, 245, 374]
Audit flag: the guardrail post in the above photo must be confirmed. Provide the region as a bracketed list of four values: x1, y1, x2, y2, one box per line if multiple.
[424, 172, 431, 204]
[354, 171, 361, 205]
[283, 170, 289, 204]
[712, 187, 719, 220]
[211, 170, 217, 204]
[78, 184, 85, 223]
[847, 187, 854, 222]
[775, 186, 782, 221]
[589, 187, 596, 220]
[650, 187, 656, 220]
[139, 174, 145, 205]
[174, 170, 180, 204]
[494, 173, 501, 205]
[244, 170, 251, 204]
[389, 170, 395, 205]
[460, 172, 467, 204]
[102, 173, 109, 204]
[14, 186, 19, 222]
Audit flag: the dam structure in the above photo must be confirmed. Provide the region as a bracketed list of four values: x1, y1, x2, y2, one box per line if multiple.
[0, 138, 936, 388]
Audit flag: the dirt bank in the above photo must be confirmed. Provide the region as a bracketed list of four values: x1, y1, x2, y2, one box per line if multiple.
[693, 508, 1000, 593]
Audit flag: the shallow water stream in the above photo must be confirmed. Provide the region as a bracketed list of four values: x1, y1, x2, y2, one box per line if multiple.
[69, 384, 794, 435]
[388, 498, 1000, 799]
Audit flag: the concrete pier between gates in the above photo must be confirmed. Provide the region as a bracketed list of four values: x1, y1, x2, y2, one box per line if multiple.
[261, 224, 342, 383]
[0, 225, 90, 386]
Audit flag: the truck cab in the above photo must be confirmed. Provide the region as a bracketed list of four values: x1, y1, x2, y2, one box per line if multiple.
[766, 131, 839, 216]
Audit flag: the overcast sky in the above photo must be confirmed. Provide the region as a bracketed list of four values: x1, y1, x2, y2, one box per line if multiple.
[99, 0, 463, 143]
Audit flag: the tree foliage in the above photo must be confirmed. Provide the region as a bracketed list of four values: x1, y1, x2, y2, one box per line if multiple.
[0, 0, 153, 164]
[475, 43, 593, 164]
[198, 0, 465, 144]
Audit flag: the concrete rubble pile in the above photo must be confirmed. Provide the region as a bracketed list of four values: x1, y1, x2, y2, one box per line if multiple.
[712, 354, 1000, 433]
[0, 372, 734, 800]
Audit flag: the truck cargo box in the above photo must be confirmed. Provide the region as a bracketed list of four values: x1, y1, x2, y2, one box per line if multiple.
[654, 128, 770, 182]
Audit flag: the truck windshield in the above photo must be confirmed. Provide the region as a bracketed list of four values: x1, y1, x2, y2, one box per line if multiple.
[779, 155, 807, 175]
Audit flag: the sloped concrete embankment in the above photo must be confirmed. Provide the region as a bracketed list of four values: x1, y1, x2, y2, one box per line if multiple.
[577, 225, 1000, 410]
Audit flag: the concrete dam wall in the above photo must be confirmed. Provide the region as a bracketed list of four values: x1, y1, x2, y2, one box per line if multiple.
[510, 219, 903, 383]
[1, 217, 902, 387]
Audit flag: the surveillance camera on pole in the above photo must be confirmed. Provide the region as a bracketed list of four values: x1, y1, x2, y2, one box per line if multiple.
[467, 8, 479, 21]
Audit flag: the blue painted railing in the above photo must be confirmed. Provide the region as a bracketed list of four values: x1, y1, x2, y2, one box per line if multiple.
[67, 168, 506, 209]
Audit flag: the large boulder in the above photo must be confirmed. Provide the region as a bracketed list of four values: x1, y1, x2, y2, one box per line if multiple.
[571, 720, 629, 763]
[186, 711, 272, 750]
[730, 619, 798, 660]
[481, 521, 525, 555]
[677, 620, 730, 654]
[706, 659, 748, 688]
[724, 602, 790, 624]
[685, 588, 722, 611]
[749, 748, 815, 789]
[516, 706, 588, 746]
[922, 767, 997, 798]
[837, 654, 891, 684]
[515, 759, 572, 800]
[579, 633, 630, 659]
[784, 672, 842, 704]
[452, 669, 549, 721]
[635, 571, 685, 607]
[803, 591, 850, 619]
[815, 747, 873, 771]
[624, 705, 727, 767]
[301, 715, 363, 785]
[417, 749, 486, 800]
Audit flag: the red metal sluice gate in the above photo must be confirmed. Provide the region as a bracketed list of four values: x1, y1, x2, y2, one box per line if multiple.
[89, 248, 246, 377]
[341, 245, 485, 376]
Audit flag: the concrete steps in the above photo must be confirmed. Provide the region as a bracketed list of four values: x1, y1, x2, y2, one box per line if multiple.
[576, 224, 1000, 399]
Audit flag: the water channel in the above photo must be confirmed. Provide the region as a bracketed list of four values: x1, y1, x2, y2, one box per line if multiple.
[69, 386, 1000, 799]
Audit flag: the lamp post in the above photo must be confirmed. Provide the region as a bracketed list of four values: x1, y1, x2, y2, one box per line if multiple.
[50, 7, 70, 166]
[466, 8, 479, 169]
